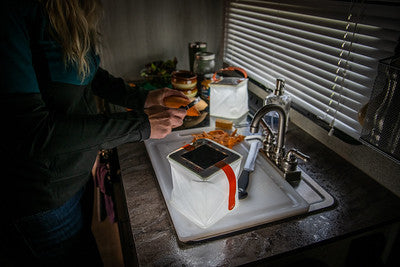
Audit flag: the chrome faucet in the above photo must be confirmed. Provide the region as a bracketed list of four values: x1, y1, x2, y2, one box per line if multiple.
[249, 103, 309, 183]
[250, 104, 287, 163]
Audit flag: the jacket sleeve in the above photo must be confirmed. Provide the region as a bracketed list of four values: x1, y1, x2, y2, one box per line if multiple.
[1, 93, 150, 159]
[91, 67, 149, 110]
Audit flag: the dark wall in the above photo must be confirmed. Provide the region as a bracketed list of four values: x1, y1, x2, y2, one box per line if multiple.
[98, 0, 225, 80]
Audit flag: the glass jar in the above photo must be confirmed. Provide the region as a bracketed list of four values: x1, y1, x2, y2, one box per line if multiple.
[193, 52, 215, 75]
[193, 52, 215, 97]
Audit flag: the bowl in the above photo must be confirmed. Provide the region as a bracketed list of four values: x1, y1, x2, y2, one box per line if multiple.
[181, 88, 198, 98]
[171, 70, 197, 90]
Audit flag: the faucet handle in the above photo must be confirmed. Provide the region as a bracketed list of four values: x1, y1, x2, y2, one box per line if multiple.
[262, 134, 275, 156]
[282, 149, 310, 173]
[260, 118, 274, 137]
[286, 149, 310, 162]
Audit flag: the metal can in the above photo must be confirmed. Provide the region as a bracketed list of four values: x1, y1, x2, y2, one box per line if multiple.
[188, 42, 207, 72]
[200, 73, 213, 101]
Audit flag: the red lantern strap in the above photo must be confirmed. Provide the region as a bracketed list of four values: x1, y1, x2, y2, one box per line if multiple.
[214, 161, 237, 211]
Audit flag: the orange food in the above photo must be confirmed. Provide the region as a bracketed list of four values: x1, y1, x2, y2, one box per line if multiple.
[193, 98, 208, 112]
[191, 129, 245, 149]
[186, 107, 201, 117]
[215, 118, 233, 130]
[164, 96, 190, 107]
[164, 96, 200, 117]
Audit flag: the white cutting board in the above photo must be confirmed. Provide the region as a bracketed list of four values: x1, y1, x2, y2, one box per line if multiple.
[144, 127, 309, 242]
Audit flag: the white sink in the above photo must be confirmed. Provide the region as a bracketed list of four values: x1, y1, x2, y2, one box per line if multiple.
[144, 127, 334, 242]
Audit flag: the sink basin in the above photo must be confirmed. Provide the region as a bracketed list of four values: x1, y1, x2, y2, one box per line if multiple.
[144, 127, 334, 242]
[257, 152, 334, 213]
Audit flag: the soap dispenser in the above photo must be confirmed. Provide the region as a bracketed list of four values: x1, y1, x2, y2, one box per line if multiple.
[264, 78, 291, 132]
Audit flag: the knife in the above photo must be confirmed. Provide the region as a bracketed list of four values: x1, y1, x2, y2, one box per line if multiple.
[238, 134, 263, 199]
[180, 97, 200, 110]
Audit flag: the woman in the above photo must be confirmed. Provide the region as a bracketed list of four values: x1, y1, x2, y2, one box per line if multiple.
[0, 0, 187, 266]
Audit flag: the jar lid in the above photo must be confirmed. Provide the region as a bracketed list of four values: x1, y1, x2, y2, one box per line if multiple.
[189, 42, 207, 49]
[195, 52, 215, 60]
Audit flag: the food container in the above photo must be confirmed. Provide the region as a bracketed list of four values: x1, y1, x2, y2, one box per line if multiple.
[199, 73, 215, 102]
[210, 67, 249, 119]
[171, 70, 197, 90]
[193, 52, 216, 77]
[167, 138, 242, 228]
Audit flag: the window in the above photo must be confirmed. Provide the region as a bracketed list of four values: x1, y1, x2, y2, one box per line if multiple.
[223, 0, 400, 140]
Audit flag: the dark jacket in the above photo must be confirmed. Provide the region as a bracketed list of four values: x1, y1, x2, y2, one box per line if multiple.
[1, 0, 150, 217]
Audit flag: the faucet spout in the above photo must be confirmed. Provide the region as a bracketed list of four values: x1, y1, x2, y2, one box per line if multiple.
[250, 104, 287, 157]
[249, 101, 310, 183]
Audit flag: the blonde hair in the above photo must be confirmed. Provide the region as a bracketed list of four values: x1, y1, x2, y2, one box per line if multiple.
[40, 0, 102, 81]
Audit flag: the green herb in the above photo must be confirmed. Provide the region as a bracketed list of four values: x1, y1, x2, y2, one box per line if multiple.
[140, 57, 178, 88]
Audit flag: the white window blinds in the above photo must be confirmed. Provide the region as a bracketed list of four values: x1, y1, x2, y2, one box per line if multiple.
[223, 0, 400, 139]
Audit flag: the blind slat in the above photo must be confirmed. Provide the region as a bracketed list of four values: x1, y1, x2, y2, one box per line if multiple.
[226, 40, 372, 103]
[224, 0, 400, 139]
[232, 0, 400, 31]
[226, 28, 378, 83]
[230, 4, 400, 42]
[228, 15, 398, 58]
[226, 49, 363, 124]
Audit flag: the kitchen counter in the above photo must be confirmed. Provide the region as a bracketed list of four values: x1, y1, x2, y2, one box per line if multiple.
[117, 123, 400, 266]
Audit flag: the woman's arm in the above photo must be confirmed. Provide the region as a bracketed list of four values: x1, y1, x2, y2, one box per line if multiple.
[90, 68, 190, 139]
[1, 93, 150, 158]
[90, 67, 190, 109]
[90, 67, 149, 110]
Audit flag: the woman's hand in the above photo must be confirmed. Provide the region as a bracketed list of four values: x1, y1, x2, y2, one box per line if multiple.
[144, 105, 187, 139]
[144, 88, 189, 108]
